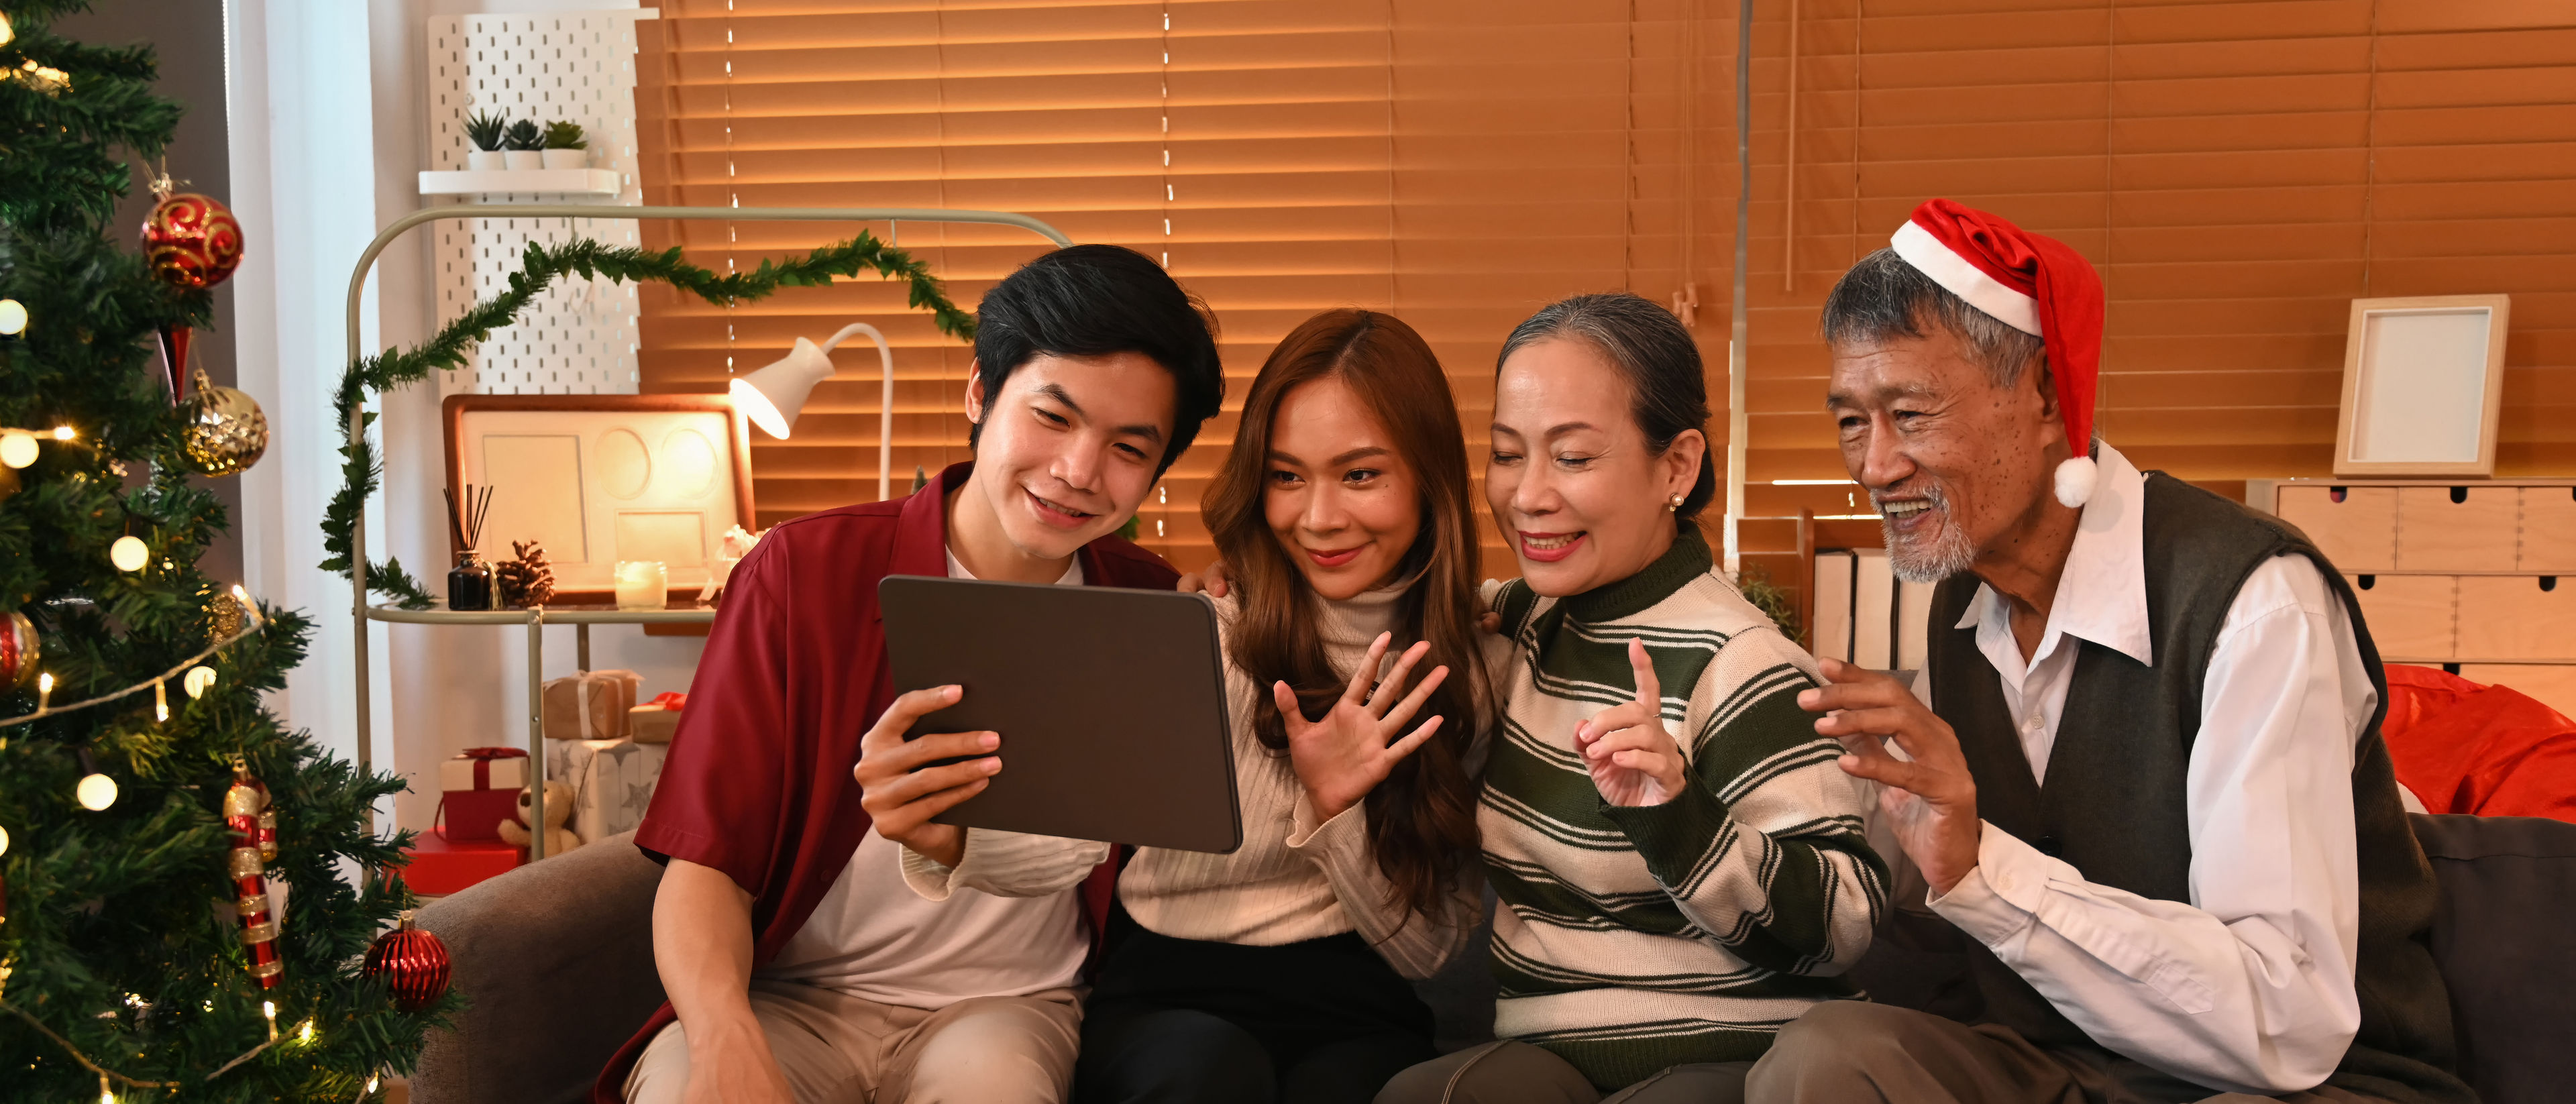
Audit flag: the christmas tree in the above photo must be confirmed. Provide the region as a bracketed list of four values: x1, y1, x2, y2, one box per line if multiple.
[1, 5, 444, 1102]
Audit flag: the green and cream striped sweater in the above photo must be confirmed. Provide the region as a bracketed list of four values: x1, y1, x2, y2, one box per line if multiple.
[1480, 527, 1887, 1089]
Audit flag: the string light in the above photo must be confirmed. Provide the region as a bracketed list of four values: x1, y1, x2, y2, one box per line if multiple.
[76, 771, 117, 811]
[0, 298, 24, 336]
[99, 1072, 113, 1104]
[262, 1000, 278, 1040]
[109, 535, 147, 572]
[297, 1018, 315, 1044]
[50, 425, 72, 441]
[184, 666, 217, 700]
[154, 679, 168, 722]
[0, 824, 9, 857]
[35, 672, 51, 712]
[0, 11, 15, 48]
[0, 429, 34, 469]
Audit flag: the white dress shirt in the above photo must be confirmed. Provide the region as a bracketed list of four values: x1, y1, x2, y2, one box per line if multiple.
[1925, 442, 2376, 1095]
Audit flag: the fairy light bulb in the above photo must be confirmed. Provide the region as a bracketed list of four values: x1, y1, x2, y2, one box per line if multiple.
[36, 672, 52, 712]
[366, 1074, 382, 1096]
[0, 824, 9, 857]
[184, 666, 217, 699]
[76, 771, 117, 811]
[154, 679, 168, 722]
[0, 298, 25, 335]
[262, 1000, 278, 1041]
[297, 1018, 315, 1044]
[0, 429, 34, 469]
[51, 426, 71, 441]
[110, 535, 147, 572]
[99, 1072, 113, 1104]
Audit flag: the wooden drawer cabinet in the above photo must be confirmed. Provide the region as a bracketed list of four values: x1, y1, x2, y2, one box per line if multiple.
[2351, 574, 2457, 661]
[2458, 664, 2576, 718]
[2278, 485, 2396, 573]
[2255, 478, 2576, 687]
[2523, 486, 2576, 573]
[2395, 486, 2520, 571]
[2456, 576, 2576, 661]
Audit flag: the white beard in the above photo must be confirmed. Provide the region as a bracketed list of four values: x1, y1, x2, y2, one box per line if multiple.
[1878, 496, 1976, 584]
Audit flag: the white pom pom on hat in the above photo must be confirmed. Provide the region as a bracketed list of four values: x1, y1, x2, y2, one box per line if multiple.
[2055, 454, 2097, 508]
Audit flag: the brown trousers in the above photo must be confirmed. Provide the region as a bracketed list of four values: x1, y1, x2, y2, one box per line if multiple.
[625, 981, 1082, 1104]
[1745, 1002, 2392, 1104]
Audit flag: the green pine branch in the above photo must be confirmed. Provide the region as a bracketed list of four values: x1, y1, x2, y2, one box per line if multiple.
[326, 233, 977, 607]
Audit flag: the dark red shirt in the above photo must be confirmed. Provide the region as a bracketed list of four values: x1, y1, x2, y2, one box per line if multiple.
[596, 462, 1177, 1101]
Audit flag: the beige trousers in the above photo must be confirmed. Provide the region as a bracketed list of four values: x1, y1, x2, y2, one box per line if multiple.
[1746, 1001, 2394, 1104]
[625, 981, 1082, 1104]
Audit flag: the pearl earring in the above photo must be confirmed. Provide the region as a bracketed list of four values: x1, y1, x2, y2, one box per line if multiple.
[1666, 493, 1684, 512]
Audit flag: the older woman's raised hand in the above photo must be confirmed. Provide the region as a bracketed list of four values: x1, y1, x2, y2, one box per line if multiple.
[1277, 632, 1449, 822]
[1574, 639, 1688, 806]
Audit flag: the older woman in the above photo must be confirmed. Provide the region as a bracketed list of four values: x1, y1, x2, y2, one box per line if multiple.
[1379, 293, 1886, 1104]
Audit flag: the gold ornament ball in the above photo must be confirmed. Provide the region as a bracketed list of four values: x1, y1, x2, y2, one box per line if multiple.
[208, 591, 244, 643]
[182, 384, 269, 476]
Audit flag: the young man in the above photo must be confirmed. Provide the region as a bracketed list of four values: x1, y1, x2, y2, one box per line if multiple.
[600, 244, 1226, 1104]
[1748, 201, 2470, 1103]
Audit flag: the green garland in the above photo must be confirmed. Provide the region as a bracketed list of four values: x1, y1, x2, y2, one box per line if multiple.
[323, 231, 977, 608]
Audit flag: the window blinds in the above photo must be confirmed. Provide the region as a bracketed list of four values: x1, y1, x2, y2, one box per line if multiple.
[633, 0, 1739, 568]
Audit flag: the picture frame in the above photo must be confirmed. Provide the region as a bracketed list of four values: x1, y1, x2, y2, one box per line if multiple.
[441, 394, 757, 605]
[2334, 294, 2511, 478]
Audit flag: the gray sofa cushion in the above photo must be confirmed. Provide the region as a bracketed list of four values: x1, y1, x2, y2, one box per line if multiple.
[415, 833, 667, 1104]
[2412, 812, 2576, 1104]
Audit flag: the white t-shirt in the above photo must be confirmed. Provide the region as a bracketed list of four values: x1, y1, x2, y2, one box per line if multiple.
[755, 549, 1089, 1009]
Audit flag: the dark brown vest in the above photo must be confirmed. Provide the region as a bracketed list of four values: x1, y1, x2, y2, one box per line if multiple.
[1926, 472, 2471, 1103]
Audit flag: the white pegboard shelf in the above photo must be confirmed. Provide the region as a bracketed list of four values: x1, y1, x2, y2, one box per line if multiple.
[420, 168, 621, 196]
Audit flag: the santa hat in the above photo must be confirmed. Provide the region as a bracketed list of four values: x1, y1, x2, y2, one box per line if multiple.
[1887, 199, 2106, 508]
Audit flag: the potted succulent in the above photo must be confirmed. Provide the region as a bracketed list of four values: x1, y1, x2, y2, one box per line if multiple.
[541, 120, 588, 170]
[503, 118, 545, 170]
[464, 110, 508, 170]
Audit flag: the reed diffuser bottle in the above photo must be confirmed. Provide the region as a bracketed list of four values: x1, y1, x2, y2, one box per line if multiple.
[445, 484, 496, 611]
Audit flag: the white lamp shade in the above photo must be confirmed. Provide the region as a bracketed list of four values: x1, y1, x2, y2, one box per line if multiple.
[731, 337, 837, 439]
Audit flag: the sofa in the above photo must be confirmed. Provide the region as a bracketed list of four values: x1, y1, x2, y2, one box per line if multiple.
[413, 814, 2576, 1104]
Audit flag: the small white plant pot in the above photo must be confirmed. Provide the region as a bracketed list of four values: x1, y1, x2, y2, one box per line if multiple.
[466, 150, 506, 170]
[503, 150, 543, 170]
[540, 148, 587, 170]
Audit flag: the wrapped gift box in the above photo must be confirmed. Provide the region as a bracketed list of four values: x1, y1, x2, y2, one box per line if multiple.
[437, 747, 529, 842]
[543, 669, 642, 742]
[396, 834, 520, 897]
[545, 736, 668, 844]
[630, 692, 686, 744]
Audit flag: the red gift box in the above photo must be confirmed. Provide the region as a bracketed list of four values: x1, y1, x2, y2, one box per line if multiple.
[394, 833, 521, 897]
[437, 747, 529, 843]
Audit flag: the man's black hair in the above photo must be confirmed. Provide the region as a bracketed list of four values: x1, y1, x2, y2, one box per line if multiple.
[969, 244, 1225, 478]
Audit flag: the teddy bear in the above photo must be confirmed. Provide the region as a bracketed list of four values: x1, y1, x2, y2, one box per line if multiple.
[496, 779, 583, 856]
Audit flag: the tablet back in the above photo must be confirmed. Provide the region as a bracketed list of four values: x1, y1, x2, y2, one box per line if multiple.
[879, 575, 1242, 854]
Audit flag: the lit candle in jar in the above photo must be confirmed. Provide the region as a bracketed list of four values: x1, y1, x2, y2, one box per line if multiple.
[614, 560, 667, 611]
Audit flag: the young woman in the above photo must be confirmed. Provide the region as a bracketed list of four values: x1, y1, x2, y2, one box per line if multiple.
[1379, 292, 1888, 1104]
[882, 309, 1503, 1104]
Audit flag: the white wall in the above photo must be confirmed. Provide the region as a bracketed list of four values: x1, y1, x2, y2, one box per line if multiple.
[231, 0, 694, 836]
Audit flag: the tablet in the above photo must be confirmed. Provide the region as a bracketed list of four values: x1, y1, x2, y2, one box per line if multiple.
[878, 575, 1242, 854]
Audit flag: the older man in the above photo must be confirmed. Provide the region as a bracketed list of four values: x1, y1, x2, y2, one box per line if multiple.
[1747, 201, 2471, 1104]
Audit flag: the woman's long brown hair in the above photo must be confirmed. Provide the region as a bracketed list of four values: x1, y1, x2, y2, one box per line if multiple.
[1201, 309, 1491, 926]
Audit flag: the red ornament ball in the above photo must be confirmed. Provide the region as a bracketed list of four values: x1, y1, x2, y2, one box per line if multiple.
[142, 192, 245, 290]
[0, 611, 36, 689]
[364, 912, 452, 1011]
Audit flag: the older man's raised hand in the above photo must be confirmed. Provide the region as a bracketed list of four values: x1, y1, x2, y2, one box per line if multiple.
[1799, 657, 1982, 895]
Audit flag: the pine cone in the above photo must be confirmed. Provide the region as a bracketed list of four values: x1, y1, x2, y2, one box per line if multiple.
[494, 539, 556, 608]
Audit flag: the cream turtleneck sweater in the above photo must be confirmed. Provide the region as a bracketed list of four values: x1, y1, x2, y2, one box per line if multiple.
[900, 584, 1491, 981]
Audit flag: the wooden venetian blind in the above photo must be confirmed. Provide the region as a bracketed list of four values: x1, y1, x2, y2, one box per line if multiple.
[633, 1, 1744, 571]
[1743, 0, 2576, 528]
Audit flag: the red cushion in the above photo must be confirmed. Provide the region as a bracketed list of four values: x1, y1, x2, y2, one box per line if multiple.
[2382, 664, 2576, 823]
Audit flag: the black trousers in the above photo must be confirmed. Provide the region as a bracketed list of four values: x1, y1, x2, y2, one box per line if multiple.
[1074, 905, 1438, 1104]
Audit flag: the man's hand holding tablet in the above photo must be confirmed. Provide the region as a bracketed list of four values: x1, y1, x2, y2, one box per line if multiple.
[853, 684, 996, 868]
